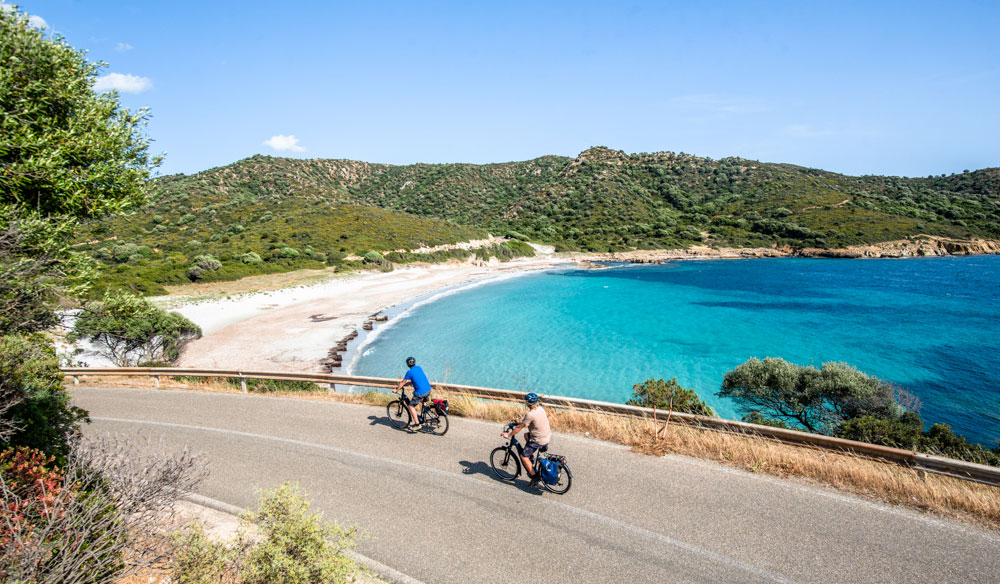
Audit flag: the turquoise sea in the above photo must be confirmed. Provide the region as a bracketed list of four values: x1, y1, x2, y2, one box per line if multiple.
[352, 256, 1000, 446]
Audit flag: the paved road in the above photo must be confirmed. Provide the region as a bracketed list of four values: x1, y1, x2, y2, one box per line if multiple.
[73, 386, 999, 584]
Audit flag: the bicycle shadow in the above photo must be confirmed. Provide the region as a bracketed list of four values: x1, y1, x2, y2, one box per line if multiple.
[368, 415, 403, 430]
[459, 460, 544, 494]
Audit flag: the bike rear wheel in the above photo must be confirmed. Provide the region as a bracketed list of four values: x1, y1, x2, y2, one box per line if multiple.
[386, 400, 410, 429]
[542, 462, 572, 494]
[423, 409, 449, 435]
[490, 446, 520, 481]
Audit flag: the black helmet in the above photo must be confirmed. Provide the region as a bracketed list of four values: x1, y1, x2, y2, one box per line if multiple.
[405, 356, 416, 367]
[525, 392, 539, 404]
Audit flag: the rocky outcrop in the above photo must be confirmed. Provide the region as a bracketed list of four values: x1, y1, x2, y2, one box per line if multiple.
[583, 237, 1000, 265]
[796, 237, 1000, 259]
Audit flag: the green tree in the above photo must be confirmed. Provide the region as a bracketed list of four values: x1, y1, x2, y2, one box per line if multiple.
[1, 8, 159, 218]
[719, 357, 898, 435]
[71, 292, 201, 366]
[628, 378, 715, 417]
[628, 377, 714, 438]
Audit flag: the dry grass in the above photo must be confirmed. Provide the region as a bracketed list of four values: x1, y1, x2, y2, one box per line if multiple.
[73, 377, 1000, 531]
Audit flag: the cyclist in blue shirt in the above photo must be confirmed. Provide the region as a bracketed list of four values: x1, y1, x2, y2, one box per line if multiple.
[393, 356, 432, 431]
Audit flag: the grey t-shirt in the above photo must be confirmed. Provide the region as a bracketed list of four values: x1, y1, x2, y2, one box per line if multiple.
[521, 405, 551, 446]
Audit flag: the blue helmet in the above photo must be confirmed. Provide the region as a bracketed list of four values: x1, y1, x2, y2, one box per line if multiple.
[525, 392, 539, 404]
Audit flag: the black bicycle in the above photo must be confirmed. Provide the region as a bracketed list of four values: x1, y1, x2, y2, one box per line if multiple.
[490, 422, 571, 494]
[386, 392, 449, 435]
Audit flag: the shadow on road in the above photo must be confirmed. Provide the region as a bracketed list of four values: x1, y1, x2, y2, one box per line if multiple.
[368, 415, 402, 430]
[459, 460, 544, 494]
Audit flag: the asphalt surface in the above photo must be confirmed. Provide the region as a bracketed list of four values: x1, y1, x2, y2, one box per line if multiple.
[73, 386, 999, 584]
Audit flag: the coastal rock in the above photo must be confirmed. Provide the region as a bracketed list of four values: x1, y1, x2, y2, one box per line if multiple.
[797, 237, 1000, 259]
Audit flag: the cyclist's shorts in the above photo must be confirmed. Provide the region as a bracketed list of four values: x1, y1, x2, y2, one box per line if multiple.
[409, 393, 429, 407]
[522, 441, 546, 459]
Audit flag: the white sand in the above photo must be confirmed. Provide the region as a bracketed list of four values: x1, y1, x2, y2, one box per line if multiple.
[170, 252, 569, 373]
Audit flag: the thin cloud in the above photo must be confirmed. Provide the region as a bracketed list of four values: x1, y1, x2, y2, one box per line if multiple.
[263, 134, 306, 153]
[116, 42, 134, 52]
[93, 73, 153, 93]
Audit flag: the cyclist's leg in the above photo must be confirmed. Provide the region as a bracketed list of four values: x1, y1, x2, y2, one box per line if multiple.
[521, 441, 540, 477]
[407, 394, 427, 427]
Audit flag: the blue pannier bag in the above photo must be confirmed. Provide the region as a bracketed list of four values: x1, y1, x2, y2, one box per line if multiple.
[538, 456, 559, 485]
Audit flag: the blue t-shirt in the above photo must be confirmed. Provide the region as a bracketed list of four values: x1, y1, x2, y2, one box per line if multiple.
[404, 365, 432, 396]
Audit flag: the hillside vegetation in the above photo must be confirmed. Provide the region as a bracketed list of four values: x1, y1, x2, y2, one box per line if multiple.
[73, 148, 1000, 293]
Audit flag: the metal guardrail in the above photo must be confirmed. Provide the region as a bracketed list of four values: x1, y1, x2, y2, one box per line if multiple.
[62, 367, 1000, 488]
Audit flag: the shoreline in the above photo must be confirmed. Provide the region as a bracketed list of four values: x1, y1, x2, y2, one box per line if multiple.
[166, 237, 1000, 374]
[170, 253, 574, 373]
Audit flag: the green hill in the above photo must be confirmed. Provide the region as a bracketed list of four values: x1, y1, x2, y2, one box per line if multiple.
[74, 148, 1000, 294]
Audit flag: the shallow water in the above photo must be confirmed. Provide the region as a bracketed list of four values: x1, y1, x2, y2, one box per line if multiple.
[354, 256, 1000, 446]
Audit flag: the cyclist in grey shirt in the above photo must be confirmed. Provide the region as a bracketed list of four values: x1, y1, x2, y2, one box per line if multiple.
[501, 392, 550, 486]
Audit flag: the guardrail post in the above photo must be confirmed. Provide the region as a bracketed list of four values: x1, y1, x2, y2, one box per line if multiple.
[153, 375, 160, 388]
[73, 375, 79, 386]
[327, 383, 334, 394]
[240, 374, 247, 393]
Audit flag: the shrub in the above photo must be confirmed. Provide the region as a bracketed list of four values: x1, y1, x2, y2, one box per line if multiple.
[627, 378, 716, 417]
[188, 254, 222, 280]
[240, 251, 264, 265]
[239, 482, 361, 584]
[1, 435, 206, 583]
[169, 482, 362, 584]
[0, 334, 87, 461]
[362, 250, 386, 264]
[271, 246, 300, 259]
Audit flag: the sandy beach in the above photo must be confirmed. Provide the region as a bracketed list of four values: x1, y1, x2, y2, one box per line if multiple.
[169, 252, 570, 373]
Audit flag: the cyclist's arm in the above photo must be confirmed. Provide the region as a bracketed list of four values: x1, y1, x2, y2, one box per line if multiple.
[502, 422, 526, 438]
[393, 378, 412, 393]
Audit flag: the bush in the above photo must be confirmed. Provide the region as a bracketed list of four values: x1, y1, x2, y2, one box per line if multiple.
[837, 412, 923, 450]
[0, 334, 88, 461]
[169, 482, 362, 584]
[362, 250, 386, 264]
[240, 251, 263, 265]
[1, 435, 206, 583]
[70, 291, 202, 366]
[188, 254, 222, 280]
[627, 378, 716, 417]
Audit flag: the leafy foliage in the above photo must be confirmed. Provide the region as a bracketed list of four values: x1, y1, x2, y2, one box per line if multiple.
[838, 414, 1000, 467]
[722, 357, 1000, 467]
[169, 482, 363, 584]
[0, 334, 88, 462]
[719, 358, 899, 435]
[0, 8, 158, 218]
[1, 435, 206, 583]
[70, 291, 202, 366]
[628, 378, 716, 417]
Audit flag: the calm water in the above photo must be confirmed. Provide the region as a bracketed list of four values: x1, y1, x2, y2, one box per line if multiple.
[353, 257, 1000, 446]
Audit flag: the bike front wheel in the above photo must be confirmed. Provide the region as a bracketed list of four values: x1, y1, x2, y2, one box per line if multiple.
[386, 400, 410, 429]
[490, 447, 520, 481]
[542, 462, 572, 494]
[423, 410, 449, 436]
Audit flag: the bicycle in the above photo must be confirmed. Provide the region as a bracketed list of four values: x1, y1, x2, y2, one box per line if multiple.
[386, 391, 449, 435]
[490, 422, 572, 494]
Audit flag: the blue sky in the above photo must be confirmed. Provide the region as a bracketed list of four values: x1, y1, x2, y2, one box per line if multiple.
[12, 1, 1000, 178]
